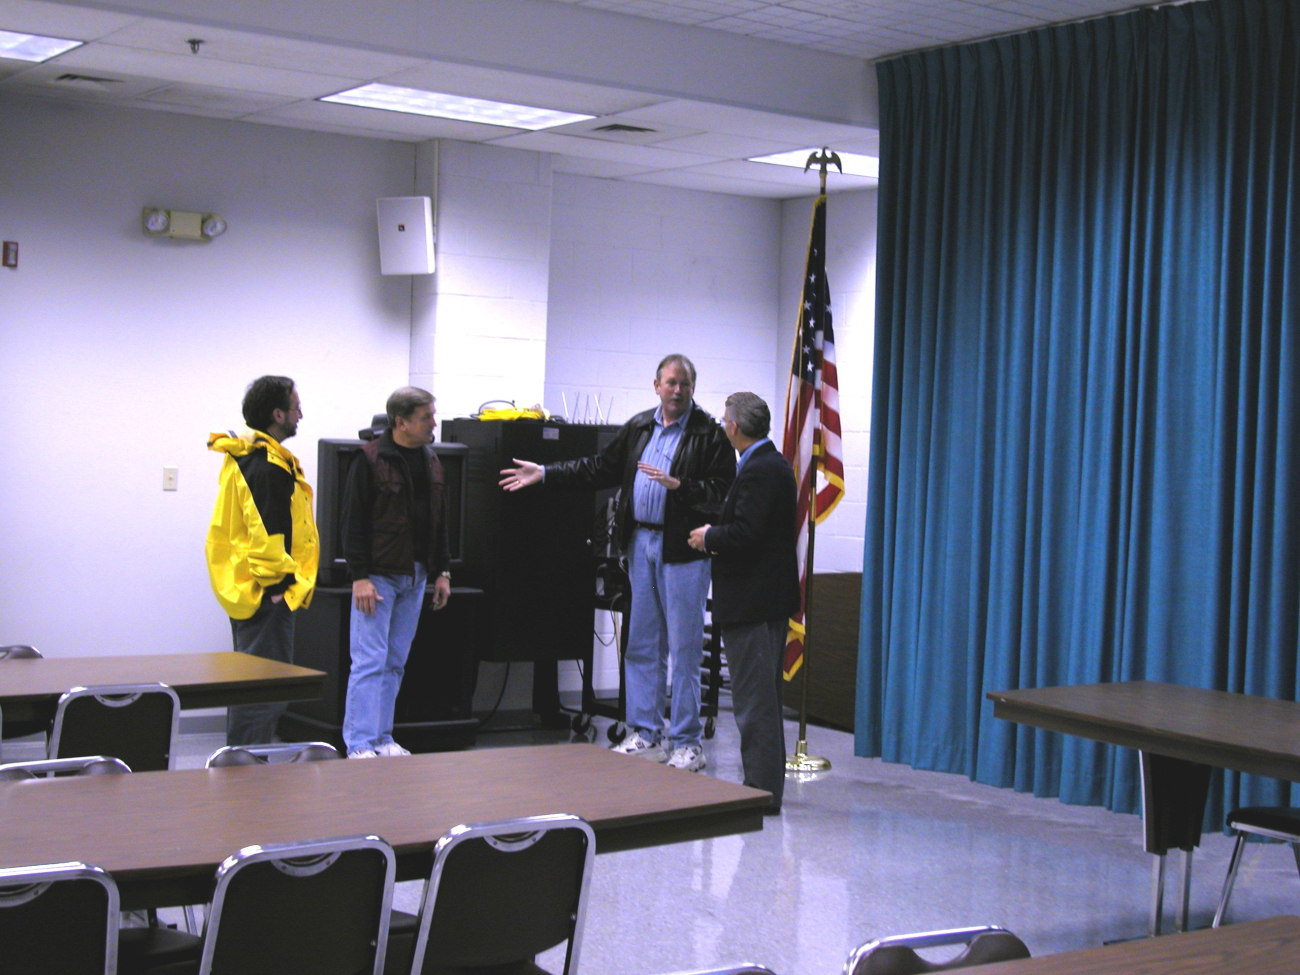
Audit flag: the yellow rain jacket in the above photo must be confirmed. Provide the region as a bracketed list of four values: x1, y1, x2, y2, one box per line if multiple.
[206, 429, 319, 619]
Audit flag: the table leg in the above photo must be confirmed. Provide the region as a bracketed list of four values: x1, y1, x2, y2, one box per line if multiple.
[1176, 848, 1194, 933]
[1150, 854, 1166, 936]
[1139, 751, 1212, 936]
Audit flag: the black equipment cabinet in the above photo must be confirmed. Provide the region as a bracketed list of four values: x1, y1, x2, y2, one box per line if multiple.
[443, 418, 608, 663]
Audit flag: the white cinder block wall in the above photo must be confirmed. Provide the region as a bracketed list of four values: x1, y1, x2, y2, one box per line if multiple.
[414, 141, 554, 420]
[777, 190, 878, 575]
[546, 174, 784, 423]
[0, 94, 415, 657]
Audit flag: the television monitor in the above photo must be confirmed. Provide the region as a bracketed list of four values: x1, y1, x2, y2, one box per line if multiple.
[315, 438, 468, 587]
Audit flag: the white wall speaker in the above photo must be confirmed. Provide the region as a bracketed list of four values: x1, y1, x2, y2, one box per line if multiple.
[376, 196, 435, 275]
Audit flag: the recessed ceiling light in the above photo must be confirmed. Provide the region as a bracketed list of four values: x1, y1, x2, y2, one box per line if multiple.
[0, 28, 83, 63]
[321, 83, 593, 131]
[748, 149, 879, 179]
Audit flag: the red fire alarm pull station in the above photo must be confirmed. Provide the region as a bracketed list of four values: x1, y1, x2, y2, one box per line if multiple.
[2, 242, 16, 268]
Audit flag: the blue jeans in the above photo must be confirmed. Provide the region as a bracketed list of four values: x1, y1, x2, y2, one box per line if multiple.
[344, 567, 427, 753]
[626, 528, 710, 748]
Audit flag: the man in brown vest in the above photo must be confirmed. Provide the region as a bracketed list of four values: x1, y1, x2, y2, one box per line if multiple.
[340, 386, 452, 758]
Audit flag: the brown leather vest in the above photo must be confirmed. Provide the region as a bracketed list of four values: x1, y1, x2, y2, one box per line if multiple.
[359, 438, 444, 575]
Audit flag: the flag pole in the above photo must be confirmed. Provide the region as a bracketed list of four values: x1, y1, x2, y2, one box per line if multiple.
[785, 148, 840, 774]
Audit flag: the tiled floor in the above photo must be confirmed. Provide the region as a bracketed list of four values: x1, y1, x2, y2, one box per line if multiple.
[16, 702, 1300, 974]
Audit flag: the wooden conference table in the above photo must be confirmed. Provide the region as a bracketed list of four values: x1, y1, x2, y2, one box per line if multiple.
[0, 743, 768, 910]
[988, 681, 1300, 935]
[959, 916, 1300, 975]
[0, 651, 326, 725]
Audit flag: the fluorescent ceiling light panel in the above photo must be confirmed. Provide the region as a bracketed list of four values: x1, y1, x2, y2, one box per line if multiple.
[321, 83, 593, 130]
[0, 28, 83, 62]
[748, 149, 879, 179]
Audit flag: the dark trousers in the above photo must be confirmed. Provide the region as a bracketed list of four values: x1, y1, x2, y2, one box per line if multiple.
[721, 619, 787, 808]
[227, 597, 296, 745]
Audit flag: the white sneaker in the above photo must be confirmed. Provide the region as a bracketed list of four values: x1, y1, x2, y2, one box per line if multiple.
[610, 730, 668, 762]
[347, 748, 378, 759]
[666, 744, 707, 773]
[375, 741, 411, 757]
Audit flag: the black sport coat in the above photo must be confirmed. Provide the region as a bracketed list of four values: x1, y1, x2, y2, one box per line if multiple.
[704, 440, 801, 626]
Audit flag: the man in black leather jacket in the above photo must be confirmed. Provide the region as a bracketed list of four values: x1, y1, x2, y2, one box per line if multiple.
[500, 355, 733, 771]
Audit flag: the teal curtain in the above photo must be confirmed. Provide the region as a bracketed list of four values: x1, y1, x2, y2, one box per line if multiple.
[857, 0, 1299, 821]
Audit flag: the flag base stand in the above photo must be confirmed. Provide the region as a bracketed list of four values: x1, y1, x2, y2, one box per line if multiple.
[785, 739, 831, 772]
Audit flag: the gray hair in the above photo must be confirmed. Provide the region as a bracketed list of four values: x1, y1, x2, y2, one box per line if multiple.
[724, 392, 770, 439]
[386, 386, 434, 424]
[655, 353, 697, 386]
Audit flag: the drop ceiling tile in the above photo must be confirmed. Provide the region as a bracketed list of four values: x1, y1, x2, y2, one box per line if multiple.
[0, 60, 164, 99]
[630, 168, 800, 198]
[240, 110, 431, 143]
[383, 60, 666, 117]
[550, 155, 656, 178]
[137, 81, 298, 115]
[651, 131, 798, 158]
[125, 97, 246, 121]
[258, 97, 519, 141]
[54, 42, 355, 97]
[543, 114, 702, 145]
[488, 130, 720, 168]
[614, 100, 877, 150]
[0, 0, 137, 40]
[101, 20, 425, 79]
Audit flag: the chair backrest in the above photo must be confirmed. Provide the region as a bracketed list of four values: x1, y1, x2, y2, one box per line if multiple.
[0, 755, 131, 780]
[0, 645, 43, 660]
[0, 861, 119, 975]
[50, 683, 179, 773]
[410, 813, 596, 975]
[199, 834, 395, 975]
[205, 741, 341, 768]
[844, 926, 1030, 975]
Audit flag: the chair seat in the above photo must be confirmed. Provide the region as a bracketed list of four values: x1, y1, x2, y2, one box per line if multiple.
[1, 720, 50, 740]
[118, 924, 204, 974]
[1227, 807, 1300, 837]
[385, 912, 553, 975]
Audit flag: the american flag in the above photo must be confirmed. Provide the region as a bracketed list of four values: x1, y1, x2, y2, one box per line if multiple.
[781, 193, 845, 680]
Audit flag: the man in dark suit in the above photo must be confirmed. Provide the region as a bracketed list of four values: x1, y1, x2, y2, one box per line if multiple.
[688, 391, 800, 812]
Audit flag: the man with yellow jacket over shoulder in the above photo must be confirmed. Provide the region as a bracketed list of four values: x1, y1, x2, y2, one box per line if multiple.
[206, 375, 319, 745]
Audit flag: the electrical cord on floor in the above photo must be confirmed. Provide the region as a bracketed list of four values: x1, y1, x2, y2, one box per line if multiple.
[474, 661, 512, 730]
